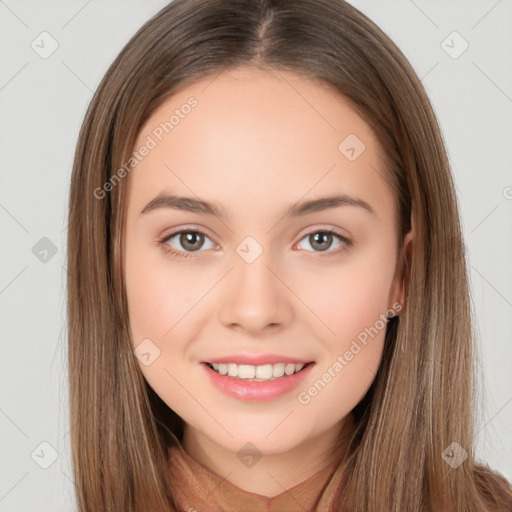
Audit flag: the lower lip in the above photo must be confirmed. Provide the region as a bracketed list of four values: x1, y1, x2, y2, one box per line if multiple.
[201, 362, 315, 402]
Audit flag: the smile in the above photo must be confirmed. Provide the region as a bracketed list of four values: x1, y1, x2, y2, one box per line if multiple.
[206, 362, 306, 381]
[202, 361, 315, 401]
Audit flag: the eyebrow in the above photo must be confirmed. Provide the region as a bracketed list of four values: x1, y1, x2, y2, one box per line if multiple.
[139, 193, 375, 218]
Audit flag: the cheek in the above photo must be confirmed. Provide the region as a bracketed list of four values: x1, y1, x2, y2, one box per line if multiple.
[125, 265, 169, 344]
[125, 244, 204, 345]
[301, 253, 395, 346]
[294, 248, 395, 409]
[124, 247, 208, 413]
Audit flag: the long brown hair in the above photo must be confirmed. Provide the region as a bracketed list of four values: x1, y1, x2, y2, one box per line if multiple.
[66, 0, 512, 510]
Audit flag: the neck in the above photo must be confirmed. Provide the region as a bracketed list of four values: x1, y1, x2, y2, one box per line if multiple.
[181, 413, 355, 497]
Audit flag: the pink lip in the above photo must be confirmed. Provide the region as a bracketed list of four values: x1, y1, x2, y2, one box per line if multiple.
[201, 362, 315, 402]
[203, 354, 313, 365]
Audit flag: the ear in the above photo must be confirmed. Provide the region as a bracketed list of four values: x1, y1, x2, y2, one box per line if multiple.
[388, 228, 413, 314]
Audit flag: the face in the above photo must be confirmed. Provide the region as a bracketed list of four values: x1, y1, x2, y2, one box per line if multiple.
[124, 66, 410, 459]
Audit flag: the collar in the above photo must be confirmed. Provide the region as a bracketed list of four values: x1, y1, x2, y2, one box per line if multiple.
[167, 423, 354, 512]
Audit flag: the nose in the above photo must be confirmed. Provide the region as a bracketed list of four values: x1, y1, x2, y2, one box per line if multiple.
[218, 250, 294, 334]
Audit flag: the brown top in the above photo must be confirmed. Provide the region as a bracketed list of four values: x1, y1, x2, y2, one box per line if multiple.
[167, 413, 357, 512]
[167, 439, 347, 512]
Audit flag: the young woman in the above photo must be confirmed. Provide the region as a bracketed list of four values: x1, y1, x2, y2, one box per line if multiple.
[66, 0, 512, 510]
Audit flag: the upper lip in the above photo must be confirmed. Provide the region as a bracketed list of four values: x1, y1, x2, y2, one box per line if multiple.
[203, 354, 314, 366]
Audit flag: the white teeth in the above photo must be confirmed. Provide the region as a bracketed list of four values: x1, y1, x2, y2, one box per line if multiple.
[208, 362, 307, 380]
[238, 365, 256, 379]
[272, 363, 285, 378]
[255, 364, 273, 379]
[284, 363, 295, 375]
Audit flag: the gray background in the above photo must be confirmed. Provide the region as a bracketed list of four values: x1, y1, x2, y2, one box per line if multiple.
[0, 0, 511, 510]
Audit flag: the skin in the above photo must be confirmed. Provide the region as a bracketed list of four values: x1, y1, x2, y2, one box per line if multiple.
[124, 65, 413, 497]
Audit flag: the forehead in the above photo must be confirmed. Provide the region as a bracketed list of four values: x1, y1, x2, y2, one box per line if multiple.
[127, 66, 393, 221]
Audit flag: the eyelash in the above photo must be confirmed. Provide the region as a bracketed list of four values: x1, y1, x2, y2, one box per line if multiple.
[158, 227, 352, 260]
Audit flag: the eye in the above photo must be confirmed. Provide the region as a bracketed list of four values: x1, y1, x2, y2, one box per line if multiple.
[158, 227, 352, 260]
[296, 229, 352, 255]
[158, 229, 216, 259]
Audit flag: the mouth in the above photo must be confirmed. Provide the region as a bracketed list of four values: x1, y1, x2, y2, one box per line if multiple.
[203, 361, 313, 382]
[201, 359, 315, 401]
